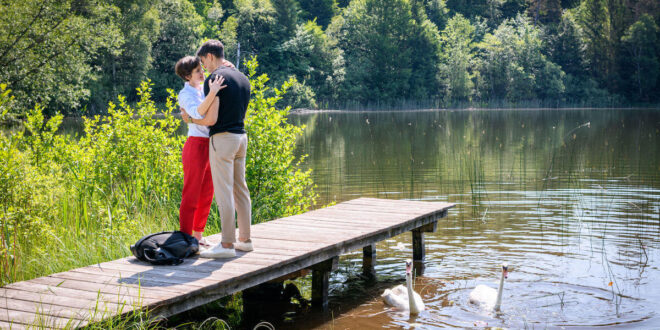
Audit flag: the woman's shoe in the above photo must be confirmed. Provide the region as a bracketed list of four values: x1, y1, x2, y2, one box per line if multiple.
[199, 237, 212, 248]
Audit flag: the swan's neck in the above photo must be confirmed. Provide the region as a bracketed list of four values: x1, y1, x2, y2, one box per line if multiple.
[406, 273, 421, 314]
[494, 271, 505, 311]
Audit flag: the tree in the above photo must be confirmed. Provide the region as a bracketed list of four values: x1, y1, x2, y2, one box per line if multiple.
[446, 0, 504, 27]
[546, 10, 587, 77]
[218, 0, 280, 73]
[527, 0, 562, 24]
[621, 14, 659, 101]
[149, 0, 205, 102]
[410, 0, 443, 100]
[476, 15, 565, 102]
[272, 0, 300, 39]
[0, 0, 121, 116]
[440, 14, 476, 101]
[193, 0, 226, 38]
[501, 0, 527, 19]
[299, 0, 337, 28]
[424, 0, 450, 30]
[279, 21, 339, 100]
[88, 0, 161, 113]
[576, 0, 614, 89]
[329, 0, 441, 104]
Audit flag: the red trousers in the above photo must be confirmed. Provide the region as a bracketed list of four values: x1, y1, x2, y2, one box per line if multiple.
[179, 136, 214, 235]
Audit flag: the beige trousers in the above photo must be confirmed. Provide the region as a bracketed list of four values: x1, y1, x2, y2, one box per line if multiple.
[209, 132, 251, 244]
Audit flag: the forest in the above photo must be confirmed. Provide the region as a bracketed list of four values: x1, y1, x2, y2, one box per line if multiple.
[1, 0, 659, 116]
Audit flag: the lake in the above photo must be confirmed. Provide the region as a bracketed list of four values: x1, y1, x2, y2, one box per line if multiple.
[267, 109, 660, 329]
[45, 108, 660, 328]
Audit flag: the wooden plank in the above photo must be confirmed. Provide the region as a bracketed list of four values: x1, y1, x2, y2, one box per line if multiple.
[328, 199, 444, 211]
[2, 283, 130, 310]
[314, 206, 447, 219]
[76, 263, 249, 286]
[273, 218, 389, 232]
[72, 260, 260, 286]
[249, 230, 357, 244]
[329, 203, 438, 216]
[332, 198, 453, 209]
[343, 198, 454, 209]
[268, 217, 383, 231]
[0, 320, 27, 330]
[0, 297, 101, 322]
[0, 307, 86, 328]
[188, 240, 305, 257]
[69, 267, 223, 289]
[29, 276, 161, 300]
[109, 252, 288, 270]
[255, 221, 373, 236]
[284, 215, 403, 227]
[302, 209, 415, 221]
[48, 270, 189, 297]
[231, 237, 325, 252]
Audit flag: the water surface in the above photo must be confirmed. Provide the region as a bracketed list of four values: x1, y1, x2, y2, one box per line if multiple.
[271, 109, 660, 329]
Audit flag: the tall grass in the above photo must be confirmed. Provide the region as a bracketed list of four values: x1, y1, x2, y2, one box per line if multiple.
[0, 81, 185, 285]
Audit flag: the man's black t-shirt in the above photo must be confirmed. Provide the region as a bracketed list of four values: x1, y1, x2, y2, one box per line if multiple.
[203, 66, 251, 136]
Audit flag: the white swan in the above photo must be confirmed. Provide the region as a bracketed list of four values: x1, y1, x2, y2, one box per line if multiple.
[469, 263, 509, 311]
[381, 259, 425, 314]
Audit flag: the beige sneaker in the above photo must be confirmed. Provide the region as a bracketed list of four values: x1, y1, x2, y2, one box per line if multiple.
[234, 240, 253, 252]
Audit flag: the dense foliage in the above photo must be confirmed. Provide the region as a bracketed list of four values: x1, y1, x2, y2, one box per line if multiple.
[1, 0, 660, 116]
[0, 60, 316, 285]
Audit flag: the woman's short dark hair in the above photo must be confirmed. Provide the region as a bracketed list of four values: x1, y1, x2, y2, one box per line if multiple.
[196, 40, 224, 59]
[175, 56, 200, 81]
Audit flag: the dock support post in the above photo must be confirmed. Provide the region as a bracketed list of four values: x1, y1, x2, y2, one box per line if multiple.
[362, 244, 377, 280]
[412, 220, 438, 261]
[412, 229, 425, 261]
[311, 256, 338, 310]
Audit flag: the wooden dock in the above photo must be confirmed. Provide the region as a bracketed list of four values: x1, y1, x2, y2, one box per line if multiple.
[0, 198, 454, 329]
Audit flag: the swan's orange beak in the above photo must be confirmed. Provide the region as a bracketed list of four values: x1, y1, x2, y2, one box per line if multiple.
[502, 265, 509, 279]
[405, 260, 412, 275]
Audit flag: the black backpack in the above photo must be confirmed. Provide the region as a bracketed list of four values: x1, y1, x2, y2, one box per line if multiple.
[130, 231, 199, 265]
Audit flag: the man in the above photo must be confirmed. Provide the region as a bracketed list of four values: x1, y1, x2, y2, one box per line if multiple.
[182, 40, 253, 258]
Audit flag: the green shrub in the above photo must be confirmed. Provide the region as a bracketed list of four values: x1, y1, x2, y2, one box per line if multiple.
[1, 58, 318, 285]
[244, 57, 318, 222]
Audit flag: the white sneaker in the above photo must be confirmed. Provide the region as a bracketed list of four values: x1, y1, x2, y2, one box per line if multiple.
[199, 237, 212, 248]
[199, 244, 236, 258]
[234, 240, 253, 252]
[196, 244, 208, 254]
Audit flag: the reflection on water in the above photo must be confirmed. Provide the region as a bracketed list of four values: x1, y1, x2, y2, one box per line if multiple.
[275, 109, 660, 329]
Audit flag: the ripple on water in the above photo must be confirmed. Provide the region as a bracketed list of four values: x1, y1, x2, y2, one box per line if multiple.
[415, 279, 655, 329]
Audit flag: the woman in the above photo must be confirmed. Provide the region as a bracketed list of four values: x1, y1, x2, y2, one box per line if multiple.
[174, 55, 228, 247]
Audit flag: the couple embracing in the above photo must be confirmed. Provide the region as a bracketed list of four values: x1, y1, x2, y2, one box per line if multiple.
[175, 40, 252, 259]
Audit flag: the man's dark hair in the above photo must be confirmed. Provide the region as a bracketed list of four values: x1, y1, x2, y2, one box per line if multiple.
[175, 56, 200, 81]
[196, 40, 224, 59]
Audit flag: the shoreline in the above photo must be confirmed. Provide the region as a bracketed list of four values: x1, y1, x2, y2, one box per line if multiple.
[2, 107, 658, 126]
[289, 106, 660, 114]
